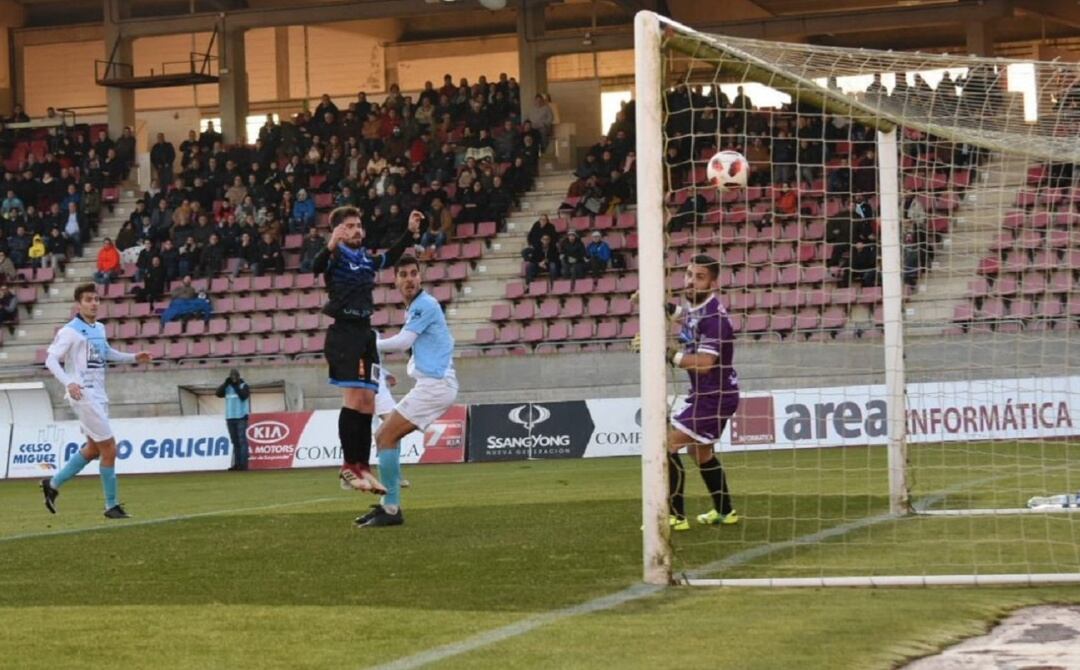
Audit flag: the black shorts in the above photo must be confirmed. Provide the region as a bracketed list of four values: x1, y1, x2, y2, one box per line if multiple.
[325, 320, 379, 391]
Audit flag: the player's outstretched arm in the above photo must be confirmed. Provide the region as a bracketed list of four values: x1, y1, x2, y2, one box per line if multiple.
[377, 211, 424, 269]
[376, 329, 418, 353]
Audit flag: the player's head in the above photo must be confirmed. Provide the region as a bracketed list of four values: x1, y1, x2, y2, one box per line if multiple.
[685, 254, 720, 303]
[329, 205, 364, 248]
[73, 283, 99, 322]
[394, 255, 423, 302]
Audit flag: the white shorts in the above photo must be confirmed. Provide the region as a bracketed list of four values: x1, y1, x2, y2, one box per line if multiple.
[374, 367, 396, 417]
[394, 373, 459, 431]
[69, 396, 113, 442]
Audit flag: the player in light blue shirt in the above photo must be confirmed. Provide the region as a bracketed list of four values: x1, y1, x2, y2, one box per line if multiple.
[356, 255, 458, 528]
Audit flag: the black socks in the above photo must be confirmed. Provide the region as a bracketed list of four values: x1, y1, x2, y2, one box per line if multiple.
[339, 407, 373, 466]
[699, 456, 733, 515]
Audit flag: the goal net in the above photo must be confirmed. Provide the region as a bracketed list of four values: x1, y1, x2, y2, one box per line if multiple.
[635, 12, 1080, 586]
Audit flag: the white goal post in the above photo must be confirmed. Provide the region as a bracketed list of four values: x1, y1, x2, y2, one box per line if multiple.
[636, 10, 1080, 587]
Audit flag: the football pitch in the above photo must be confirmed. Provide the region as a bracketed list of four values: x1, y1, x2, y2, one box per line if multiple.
[3, 445, 1080, 669]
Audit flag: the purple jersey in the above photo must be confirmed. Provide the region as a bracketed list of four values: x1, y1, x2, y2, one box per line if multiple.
[677, 294, 739, 405]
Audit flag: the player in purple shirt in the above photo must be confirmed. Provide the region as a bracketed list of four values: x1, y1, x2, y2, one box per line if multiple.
[637, 254, 740, 531]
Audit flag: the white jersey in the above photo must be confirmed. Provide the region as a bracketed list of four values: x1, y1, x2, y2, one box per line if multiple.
[45, 316, 135, 404]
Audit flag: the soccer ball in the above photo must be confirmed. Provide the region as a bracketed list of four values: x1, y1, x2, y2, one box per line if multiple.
[706, 151, 750, 192]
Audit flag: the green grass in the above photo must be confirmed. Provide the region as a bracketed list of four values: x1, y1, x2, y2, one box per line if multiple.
[2, 446, 1080, 668]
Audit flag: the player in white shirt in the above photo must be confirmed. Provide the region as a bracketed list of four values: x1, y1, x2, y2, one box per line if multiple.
[355, 255, 457, 528]
[40, 283, 152, 518]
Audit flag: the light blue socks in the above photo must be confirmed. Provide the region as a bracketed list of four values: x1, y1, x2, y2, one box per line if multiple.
[50, 452, 89, 489]
[99, 466, 118, 509]
[378, 447, 401, 512]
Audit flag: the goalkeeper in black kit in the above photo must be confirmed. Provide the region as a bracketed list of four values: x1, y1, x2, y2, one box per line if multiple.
[313, 205, 422, 495]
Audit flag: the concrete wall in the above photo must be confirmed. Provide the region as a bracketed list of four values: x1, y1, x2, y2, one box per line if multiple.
[29, 332, 1080, 420]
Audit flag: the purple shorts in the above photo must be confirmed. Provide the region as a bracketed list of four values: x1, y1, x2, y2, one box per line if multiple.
[671, 394, 739, 443]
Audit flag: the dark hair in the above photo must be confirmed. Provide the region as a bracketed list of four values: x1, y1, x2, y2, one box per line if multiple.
[329, 206, 361, 227]
[690, 254, 720, 279]
[394, 254, 421, 273]
[73, 283, 97, 302]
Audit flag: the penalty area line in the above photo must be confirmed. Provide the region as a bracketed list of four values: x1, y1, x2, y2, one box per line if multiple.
[0, 496, 342, 544]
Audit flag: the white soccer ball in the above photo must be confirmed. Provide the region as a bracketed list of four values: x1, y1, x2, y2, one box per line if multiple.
[706, 150, 750, 192]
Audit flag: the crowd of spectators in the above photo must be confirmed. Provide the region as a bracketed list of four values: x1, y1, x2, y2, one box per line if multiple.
[544, 77, 988, 291]
[2, 73, 556, 309]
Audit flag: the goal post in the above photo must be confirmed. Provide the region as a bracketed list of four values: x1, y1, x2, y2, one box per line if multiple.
[636, 10, 1080, 587]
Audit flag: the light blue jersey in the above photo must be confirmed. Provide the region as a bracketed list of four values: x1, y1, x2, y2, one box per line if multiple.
[46, 315, 134, 403]
[403, 290, 455, 379]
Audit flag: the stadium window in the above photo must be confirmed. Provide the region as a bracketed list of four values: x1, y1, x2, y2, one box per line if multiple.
[601, 89, 633, 134]
[201, 115, 279, 142]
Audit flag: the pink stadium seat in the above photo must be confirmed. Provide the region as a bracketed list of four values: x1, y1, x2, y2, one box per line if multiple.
[858, 286, 882, 304]
[977, 298, 1006, 320]
[1050, 271, 1073, 294]
[756, 291, 780, 311]
[158, 319, 182, 337]
[190, 340, 212, 358]
[1039, 298, 1064, 318]
[617, 275, 639, 294]
[528, 280, 547, 295]
[306, 333, 326, 352]
[618, 319, 640, 339]
[431, 285, 453, 303]
[562, 297, 585, 318]
[273, 274, 295, 291]
[1010, 300, 1035, 319]
[779, 290, 805, 309]
[255, 295, 277, 312]
[550, 279, 573, 296]
[538, 298, 560, 320]
[215, 296, 235, 314]
[117, 321, 138, 340]
[274, 315, 298, 333]
[616, 212, 636, 229]
[573, 278, 596, 295]
[251, 276, 272, 292]
[596, 320, 619, 339]
[512, 301, 535, 321]
[371, 310, 389, 327]
[475, 327, 497, 345]
[129, 302, 151, 319]
[522, 323, 545, 343]
[821, 307, 846, 330]
[231, 316, 252, 333]
[278, 293, 300, 311]
[571, 321, 595, 340]
[497, 324, 522, 343]
[994, 276, 1018, 296]
[298, 292, 322, 311]
[296, 273, 317, 290]
[830, 287, 856, 305]
[166, 341, 188, 360]
[235, 339, 258, 356]
[208, 318, 229, 335]
[1021, 273, 1047, 295]
[491, 303, 511, 321]
[258, 337, 281, 355]
[456, 223, 475, 239]
[234, 296, 256, 313]
[446, 262, 468, 282]
[547, 321, 571, 341]
[437, 243, 461, 261]
[283, 335, 304, 355]
[770, 313, 794, 332]
[476, 221, 497, 238]
[296, 313, 320, 331]
[145, 342, 167, 360]
[587, 296, 609, 317]
[210, 337, 234, 358]
[609, 297, 633, 317]
[744, 313, 769, 333]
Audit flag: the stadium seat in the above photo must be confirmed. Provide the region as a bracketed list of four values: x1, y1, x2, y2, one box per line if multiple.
[522, 323, 545, 343]
[282, 336, 305, 355]
[190, 340, 212, 358]
[475, 327, 497, 345]
[235, 339, 258, 357]
[571, 321, 595, 340]
[512, 301, 535, 321]
[258, 337, 281, 355]
[538, 298, 560, 320]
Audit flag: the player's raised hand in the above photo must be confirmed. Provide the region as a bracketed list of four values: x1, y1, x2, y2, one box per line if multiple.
[67, 383, 83, 401]
[328, 223, 346, 250]
[407, 210, 425, 236]
[134, 351, 153, 364]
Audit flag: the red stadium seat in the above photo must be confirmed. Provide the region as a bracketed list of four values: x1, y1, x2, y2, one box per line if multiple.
[255, 295, 277, 312]
[522, 323, 545, 343]
[166, 341, 188, 360]
[596, 320, 619, 339]
[190, 340, 212, 358]
[538, 298, 560, 320]
[512, 301, 535, 321]
[475, 327, 497, 345]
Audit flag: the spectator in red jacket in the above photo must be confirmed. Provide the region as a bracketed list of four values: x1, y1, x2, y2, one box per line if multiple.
[93, 237, 121, 284]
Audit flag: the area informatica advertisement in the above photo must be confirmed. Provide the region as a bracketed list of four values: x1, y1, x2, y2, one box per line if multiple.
[5, 417, 232, 479]
[246, 405, 468, 470]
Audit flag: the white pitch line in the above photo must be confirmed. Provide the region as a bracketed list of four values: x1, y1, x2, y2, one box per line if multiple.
[0, 496, 342, 544]
[368, 482, 994, 670]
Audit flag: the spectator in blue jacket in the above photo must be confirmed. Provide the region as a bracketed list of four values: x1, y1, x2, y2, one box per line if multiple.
[586, 230, 612, 278]
[290, 188, 317, 233]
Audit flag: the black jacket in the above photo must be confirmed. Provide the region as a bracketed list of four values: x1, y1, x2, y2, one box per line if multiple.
[312, 229, 417, 321]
